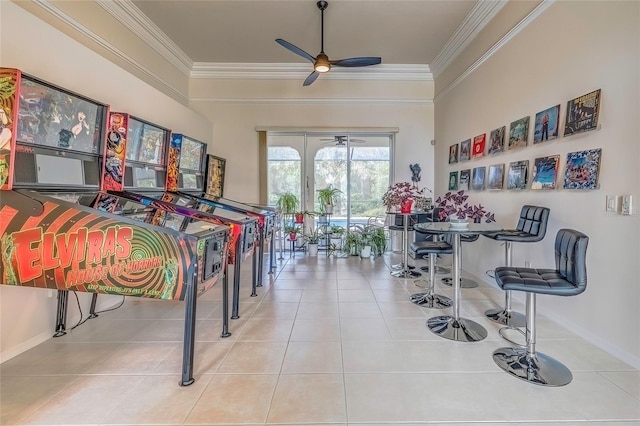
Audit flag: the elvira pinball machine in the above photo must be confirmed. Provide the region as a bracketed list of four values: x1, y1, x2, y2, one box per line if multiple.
[169, 139, 277, 285]
[103, 113, 260, 320]
[0, 68, 229, 386]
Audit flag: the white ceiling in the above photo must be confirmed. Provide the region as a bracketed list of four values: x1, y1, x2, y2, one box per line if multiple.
[127, 0, 493, 73]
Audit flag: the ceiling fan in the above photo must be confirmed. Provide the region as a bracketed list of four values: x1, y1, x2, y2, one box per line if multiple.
[320, 136, 365, 146]
[276, 1, 382, 86]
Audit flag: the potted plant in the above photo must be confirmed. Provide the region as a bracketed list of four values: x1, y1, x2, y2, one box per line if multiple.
[435, 190, 496, 223]
[359, 227, 373, 258]
[343, 229, 362, 256]
[368, 226, 388, 257]
[316, 186, 343, 215]
[303, 227, 323, 256]
[276, 191, 300, 216]
[381, 182, 425, 213]
[329, 225, 345, 249]
[283, 224, 300, 241]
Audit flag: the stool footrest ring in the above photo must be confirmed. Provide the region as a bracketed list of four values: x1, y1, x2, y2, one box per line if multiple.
[498, 325, 526, 347]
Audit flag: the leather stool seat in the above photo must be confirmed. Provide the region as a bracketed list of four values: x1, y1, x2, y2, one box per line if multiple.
[484, 205, 550, 327]
[492, 228, 588, 387]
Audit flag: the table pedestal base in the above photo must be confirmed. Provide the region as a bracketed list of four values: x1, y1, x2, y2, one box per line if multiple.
[441, 276, 478, 288]
[410, 293, 452, 309]
[427, 315, 487, 342]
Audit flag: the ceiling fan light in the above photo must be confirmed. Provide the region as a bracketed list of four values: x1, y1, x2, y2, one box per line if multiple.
[314, 53, 331, 73]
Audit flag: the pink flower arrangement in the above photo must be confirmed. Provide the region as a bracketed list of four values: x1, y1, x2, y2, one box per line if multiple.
[435, 190, 496, 222]
[382, 182, 425, 210]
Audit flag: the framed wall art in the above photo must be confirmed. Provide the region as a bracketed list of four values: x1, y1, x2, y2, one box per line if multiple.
[471, 166, 486, 190]
[459, 169, 470, 191]
[472, 133, 486, 158]
[508, 116, 530, 150]
[564, 89, 601, 136]
[448, 143, 458, 164]
[487, 164, 505, 190]
[488, 126, 506, 155]
[459, 139, 471, 162]
[531, 155, 560, 190]
[507, 160, 529, 190]
[563, 148, 602, 189]
[534, 104, 560, 143]
[448, 171, 458, 190]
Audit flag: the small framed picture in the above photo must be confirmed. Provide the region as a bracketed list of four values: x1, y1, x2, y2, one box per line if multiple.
[534, 105, 560, 143]
[508, 116, 530, 150]
[564, 89, 601, 136]
[563, 148, 602, 189]
[449, 144, 459, 164]
[531, 155, 560, 190]
[507, 160, 529, 190]
[459, 169, 471, 190]
[459, 139, 471, 162]
[488, 126, 506, 155]
[471, 167, 486, 190]
[487, 164, 505, 190]
[472, 134, 486, 158]
[448, 171, 458, 190]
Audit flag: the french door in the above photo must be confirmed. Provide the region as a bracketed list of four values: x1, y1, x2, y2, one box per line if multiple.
[267, 133, 393, 229]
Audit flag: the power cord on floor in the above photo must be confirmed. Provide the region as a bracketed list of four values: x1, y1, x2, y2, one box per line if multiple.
[69, 292, 126, 331]
[486, 269, 495, 279]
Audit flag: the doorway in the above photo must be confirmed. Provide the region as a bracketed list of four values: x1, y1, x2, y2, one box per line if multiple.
[266, 132, 393, 229]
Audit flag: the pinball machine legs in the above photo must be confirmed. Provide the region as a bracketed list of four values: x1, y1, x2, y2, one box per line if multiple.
[180, 265, 198, 386]
[53, 290, 69, 337]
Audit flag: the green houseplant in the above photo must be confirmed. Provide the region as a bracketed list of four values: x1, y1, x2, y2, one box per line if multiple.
[316, 186, 343, 214]
[368, 226, 388, 257]
[283, 224, 300, 240]
[276, 192, 300, 215]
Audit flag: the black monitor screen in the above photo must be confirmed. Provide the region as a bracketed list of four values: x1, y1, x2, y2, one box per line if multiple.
[126, 117, 167, 166]
[16, 76, 105, 155]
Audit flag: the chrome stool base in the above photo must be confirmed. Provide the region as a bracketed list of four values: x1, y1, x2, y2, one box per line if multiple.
[441, 276, 478, 288]
[410, 292, 452, 309]
[485, 308, 526, 327]
[391, 269, 421, 279]
[427, 315, 487, 342]
[420, 264, 450, 275]
[492, 347, 573, 387]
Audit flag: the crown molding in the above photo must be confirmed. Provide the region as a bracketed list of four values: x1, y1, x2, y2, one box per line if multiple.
[435, 0, 554, 103]
[95, 0, 193, 76]
[31, 0, 188, 103]
[430, 0, 507, 78]
[190, 63, 432, 81]
[190, 97, 433, 105]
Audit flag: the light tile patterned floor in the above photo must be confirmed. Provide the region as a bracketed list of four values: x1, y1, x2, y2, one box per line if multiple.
[1, 252, 639, 425]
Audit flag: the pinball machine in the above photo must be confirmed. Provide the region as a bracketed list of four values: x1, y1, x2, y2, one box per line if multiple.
[103, 113, 260, 319]
[166, 136, 277, 287]
[0, 68, 229, 386]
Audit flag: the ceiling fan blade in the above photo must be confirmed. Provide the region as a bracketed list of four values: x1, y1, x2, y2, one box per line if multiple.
[332, 57, 382, 67]
[303, 71, 320, 86]
[275, 38, 315, 63]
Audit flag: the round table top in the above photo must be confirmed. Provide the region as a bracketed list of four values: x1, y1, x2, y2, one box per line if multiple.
[414, 222, 502, 235]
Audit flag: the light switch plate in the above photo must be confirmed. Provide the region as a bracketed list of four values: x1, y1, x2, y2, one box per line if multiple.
[621, 195, 633, 215]
[606, 195, 618, 213]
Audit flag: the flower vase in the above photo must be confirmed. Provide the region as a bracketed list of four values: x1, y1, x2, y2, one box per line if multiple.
[400, 199, 413, 213]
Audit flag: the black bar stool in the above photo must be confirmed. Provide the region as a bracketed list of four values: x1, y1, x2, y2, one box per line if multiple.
[492, 228, 588, 386]
[408, 238, 453, 309]
[483, 205, 549, 327]
[416, 208, 450, 276]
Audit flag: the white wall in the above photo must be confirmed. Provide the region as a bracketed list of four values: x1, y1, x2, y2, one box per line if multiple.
[189, 78, 435, 201]
[0, 2, 212, 361]
[434, 1, 640, 368]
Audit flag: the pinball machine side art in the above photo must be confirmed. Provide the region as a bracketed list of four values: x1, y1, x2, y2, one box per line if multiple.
[0, 68, 20, 190]
[206, 154, 226, 198]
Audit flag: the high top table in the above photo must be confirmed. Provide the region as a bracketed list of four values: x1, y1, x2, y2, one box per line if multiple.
[413, 221, 501, 342]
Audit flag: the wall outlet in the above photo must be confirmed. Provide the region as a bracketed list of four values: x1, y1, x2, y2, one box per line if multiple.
[621, 195, 633, 215]
[606, 195, 619, 213]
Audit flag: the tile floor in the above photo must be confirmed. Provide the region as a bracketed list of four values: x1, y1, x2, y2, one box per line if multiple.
[1, 251, 639, 425]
